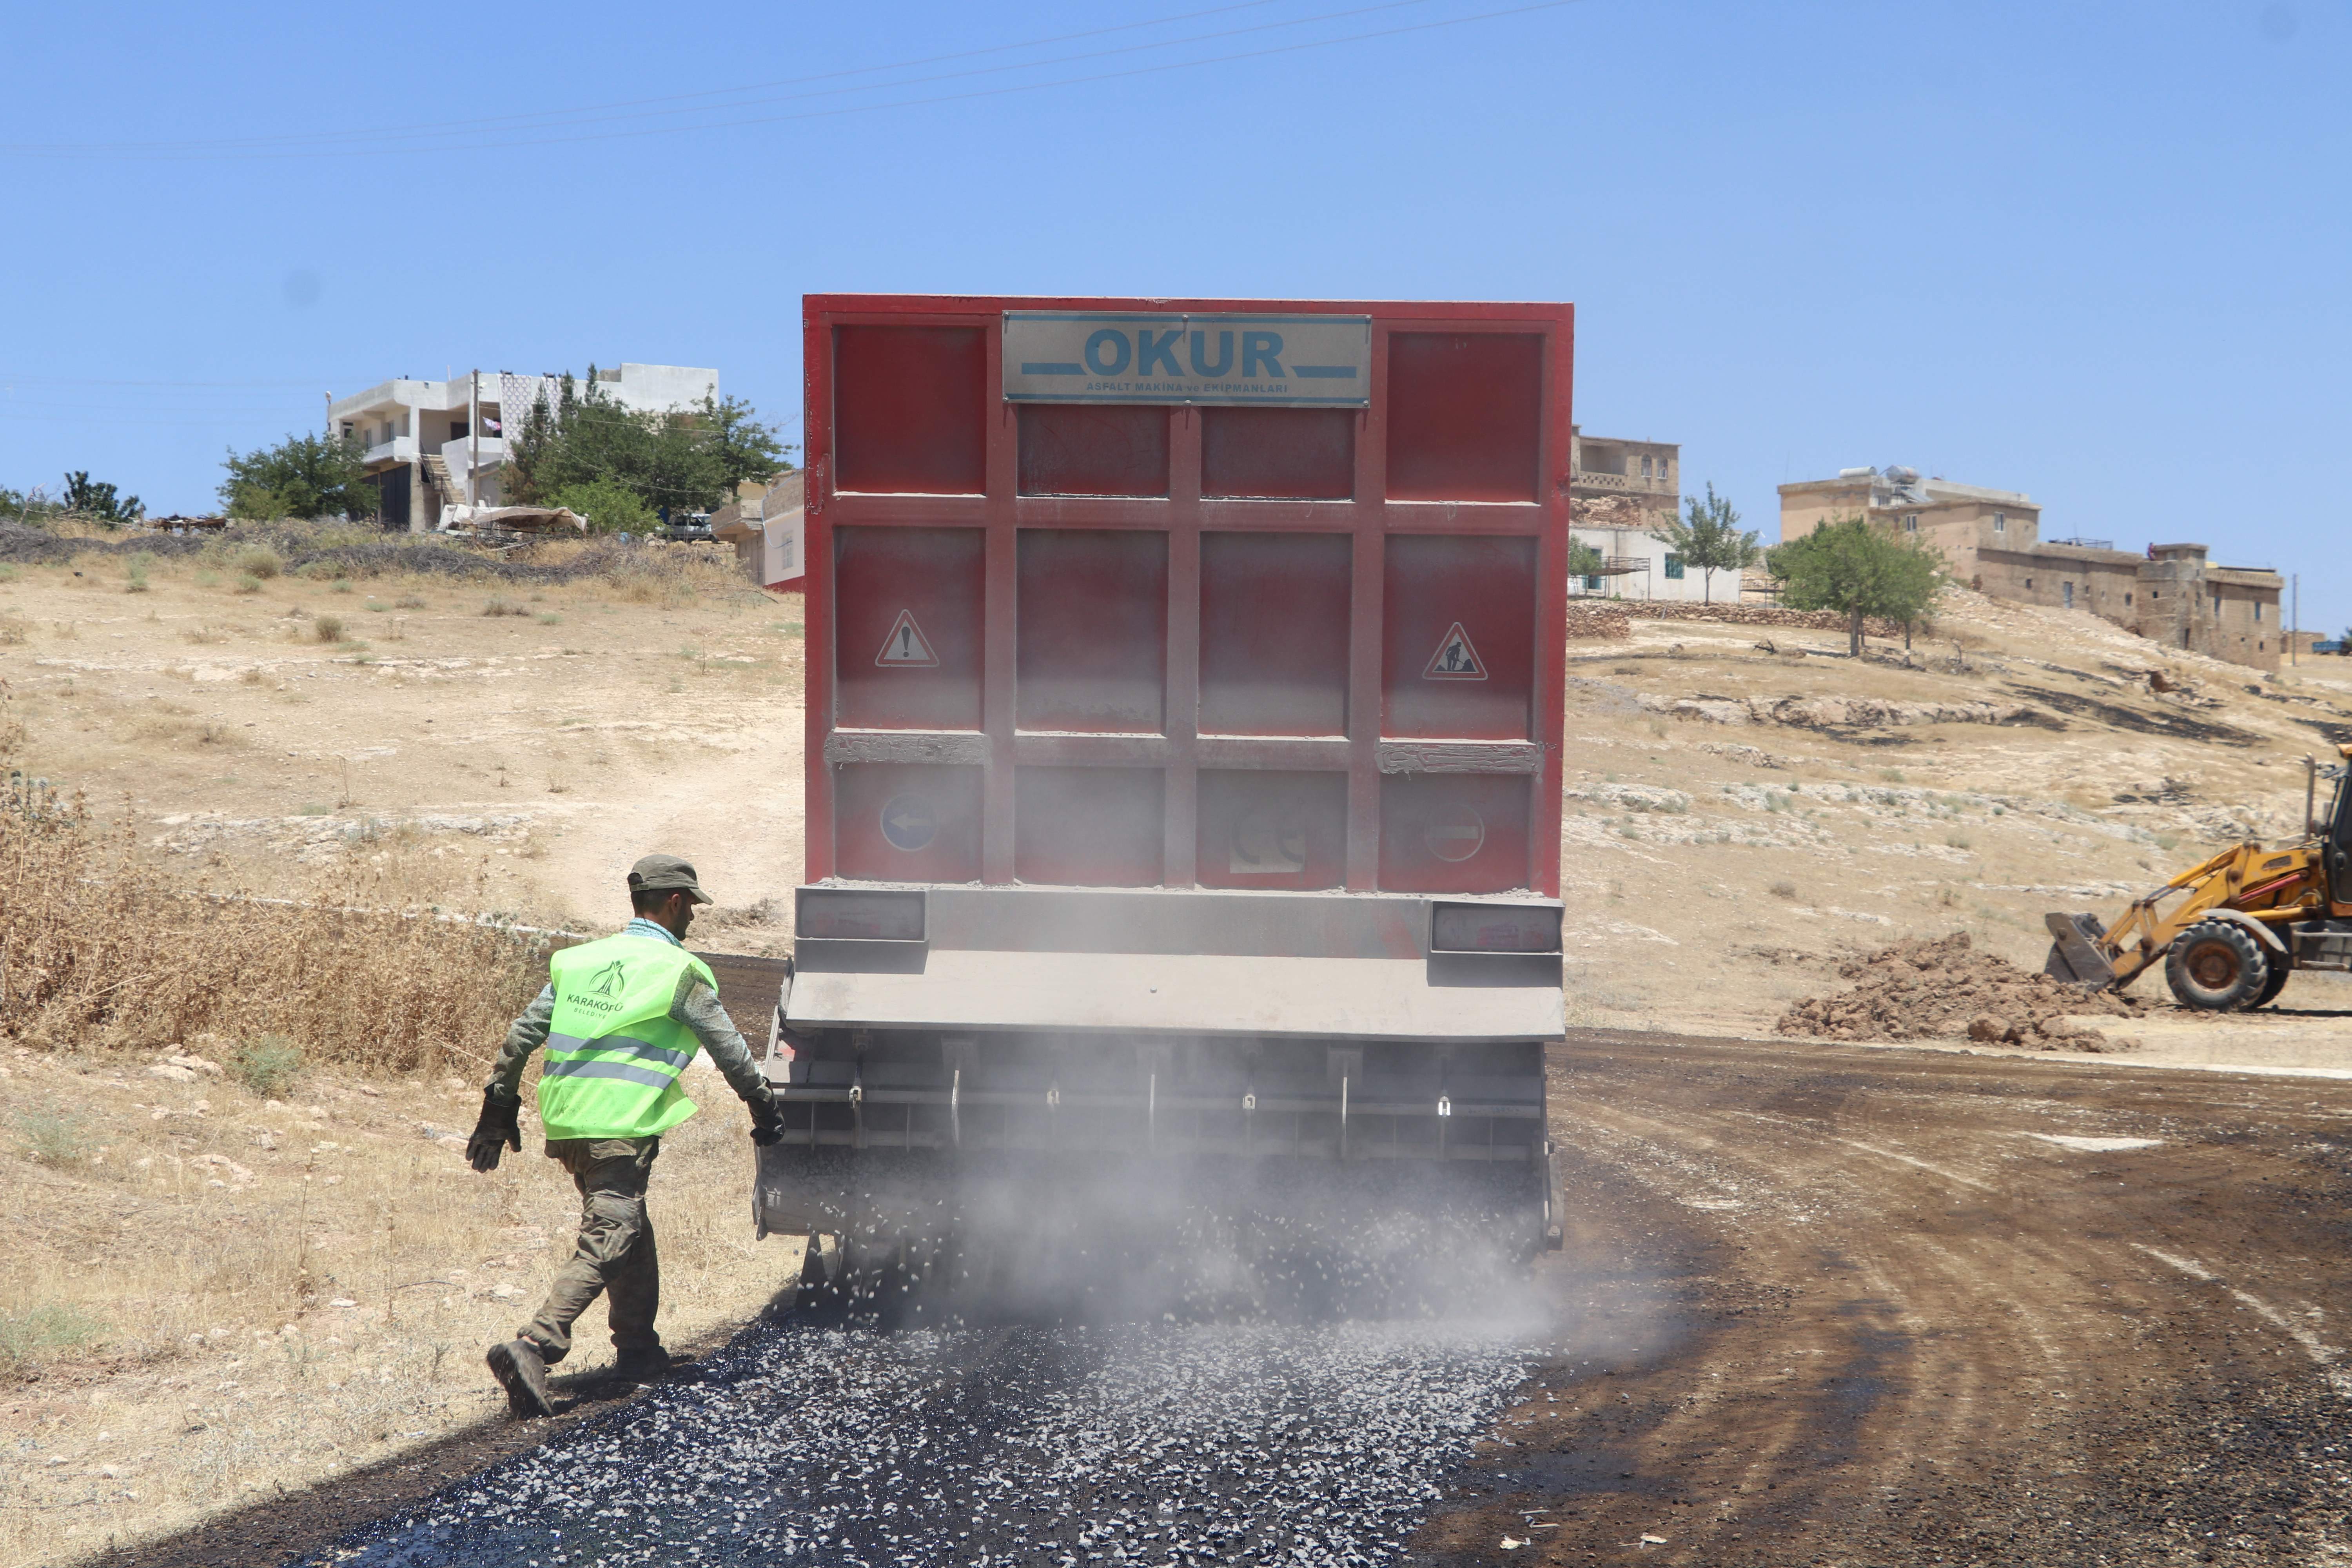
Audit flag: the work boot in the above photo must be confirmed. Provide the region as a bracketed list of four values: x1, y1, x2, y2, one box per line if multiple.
[486, 1339, 555, 1418]
[610, 1345, 685, 1384]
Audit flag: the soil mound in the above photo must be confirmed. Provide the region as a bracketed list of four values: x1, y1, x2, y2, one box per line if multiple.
[1776, 931, 2141, 1048]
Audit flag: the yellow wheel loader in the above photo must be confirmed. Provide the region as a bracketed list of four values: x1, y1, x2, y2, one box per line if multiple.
[2045, 744, 2352, 1011]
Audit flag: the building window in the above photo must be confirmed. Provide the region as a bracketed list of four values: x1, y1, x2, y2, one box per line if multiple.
[1585, 574, 1603, 591]
[2255, 601, 2263, 622]
[1663, 554, 1686, 580]
[1993, 512, 2006, 532]
[2025, 579, 2034, 589]
[2064, 583, 2074, 609]
[1641, 456, 1653, 477]
[2125, 593, 2132, 606]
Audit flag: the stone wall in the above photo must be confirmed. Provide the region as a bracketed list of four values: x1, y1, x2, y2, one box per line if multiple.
[1625, 602, 1905, 638]
[1563, 602, 1632, 640]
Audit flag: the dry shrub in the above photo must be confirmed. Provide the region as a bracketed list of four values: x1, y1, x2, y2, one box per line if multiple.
[0, 614, 27, 645]
[0, 783, 543, 1073]
[312, 612, 345, 643]
[235, 546, 283, 580]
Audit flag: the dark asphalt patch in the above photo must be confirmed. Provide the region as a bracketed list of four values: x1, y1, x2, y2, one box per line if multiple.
[307, 1320, 1531, 1568]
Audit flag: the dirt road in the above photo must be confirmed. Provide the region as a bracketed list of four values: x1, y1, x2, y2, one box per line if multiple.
[91, 1032, 2352, 1567]
[1427, 1032, 2352, 1565]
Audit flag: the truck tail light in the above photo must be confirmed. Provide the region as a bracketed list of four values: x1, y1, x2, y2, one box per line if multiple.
[1430, 901, 1563, 955]
[797, 888, 926, 943]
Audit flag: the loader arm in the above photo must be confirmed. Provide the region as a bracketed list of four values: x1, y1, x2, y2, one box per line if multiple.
[2084, 847, 2245, 989]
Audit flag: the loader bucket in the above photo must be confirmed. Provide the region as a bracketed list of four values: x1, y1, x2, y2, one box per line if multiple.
[2043, 911, 2117, 990]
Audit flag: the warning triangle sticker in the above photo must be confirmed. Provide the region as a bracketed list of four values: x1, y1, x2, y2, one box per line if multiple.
[875, 610, 940, 668]
[1422, 622, 1487, 681]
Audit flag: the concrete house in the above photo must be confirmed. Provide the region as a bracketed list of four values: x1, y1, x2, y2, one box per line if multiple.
[328, 363, 718, 532]
[1777, 466, 2284, 672]
[1568, 429, 1741, 602]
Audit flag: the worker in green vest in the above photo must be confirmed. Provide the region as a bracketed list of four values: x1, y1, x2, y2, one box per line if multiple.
[465, 852, 784, 1418]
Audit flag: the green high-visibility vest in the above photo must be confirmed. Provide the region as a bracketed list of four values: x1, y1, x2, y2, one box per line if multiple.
[537, 933, 715, 1140]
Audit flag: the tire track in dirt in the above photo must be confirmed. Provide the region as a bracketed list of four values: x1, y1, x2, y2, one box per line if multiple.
[1419, 1033, 2352, 1566]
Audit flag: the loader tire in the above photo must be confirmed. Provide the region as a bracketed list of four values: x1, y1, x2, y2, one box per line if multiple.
[2165, 922, 2269, 1011]
[2251, 958, 2291, 1010]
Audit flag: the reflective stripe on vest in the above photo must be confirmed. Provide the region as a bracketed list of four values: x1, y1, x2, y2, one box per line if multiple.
[536, 934, 717, 1140]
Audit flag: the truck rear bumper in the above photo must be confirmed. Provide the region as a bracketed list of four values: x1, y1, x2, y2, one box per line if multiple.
[791, 947, 1561, 1040]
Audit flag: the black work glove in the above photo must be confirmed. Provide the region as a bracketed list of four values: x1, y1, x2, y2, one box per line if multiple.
[468, 1090, 523, 1172]
[748, 1095, 785, 1147]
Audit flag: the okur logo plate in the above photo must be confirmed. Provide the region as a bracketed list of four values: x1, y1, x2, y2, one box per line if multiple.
[1003, 312, 1371, 407]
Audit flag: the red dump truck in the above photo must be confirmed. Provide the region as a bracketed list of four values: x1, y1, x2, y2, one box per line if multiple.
[757, 294, 1573, 1297]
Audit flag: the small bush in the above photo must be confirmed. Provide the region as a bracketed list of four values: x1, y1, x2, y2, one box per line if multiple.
[236, 546, 283, 581]
[234, 572, 263, 594]
[123, 554, 154, 593]
[0, 1303, 104, 1377]
[547, 476, 656, 534]
[1769, 879, 1798, 900]
[394, 593, 426, 610]
[179, 624, 227, 644]
[230, 1034, 305, 1098]
[481, 597, 531, 617]
[0, 614, 27, 646]
[311, 613, 345, 644]
[537, 612, 562, 625]
[331, 577, 353, 594]
[11, 1103, 87, 1166]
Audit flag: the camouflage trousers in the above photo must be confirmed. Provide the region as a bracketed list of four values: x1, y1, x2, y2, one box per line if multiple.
[520, 1137, 662, 1363]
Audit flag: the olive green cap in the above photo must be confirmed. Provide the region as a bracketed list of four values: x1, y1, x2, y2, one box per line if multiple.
[628, 852, 712, 905]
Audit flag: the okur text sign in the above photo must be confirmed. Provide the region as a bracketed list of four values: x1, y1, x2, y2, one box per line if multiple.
[1004, 312, 1372, 407]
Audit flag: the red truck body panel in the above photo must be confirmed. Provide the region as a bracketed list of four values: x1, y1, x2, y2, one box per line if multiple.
[801, 294, 1571, 900]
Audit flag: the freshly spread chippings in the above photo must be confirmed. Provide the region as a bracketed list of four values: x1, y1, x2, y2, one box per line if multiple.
[317, 1321, 1530, 1567]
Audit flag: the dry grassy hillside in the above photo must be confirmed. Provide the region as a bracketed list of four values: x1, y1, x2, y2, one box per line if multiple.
[1552, 588, 2352, 1058]
[5, 529, 2352, 1564]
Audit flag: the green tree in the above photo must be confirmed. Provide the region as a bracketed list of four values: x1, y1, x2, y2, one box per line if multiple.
[61, 471, 143, 525]
[1568, 538, 1605, 590]
[1767, 515, 1948, 655]
[501, 368, 792, 518]
[1649, 483, 1760, 604]
[219, 432, 376, 521]
[699, 393, 790, 499]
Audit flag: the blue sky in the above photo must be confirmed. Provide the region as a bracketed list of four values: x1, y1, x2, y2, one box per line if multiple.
[4, 1, 2345, 632]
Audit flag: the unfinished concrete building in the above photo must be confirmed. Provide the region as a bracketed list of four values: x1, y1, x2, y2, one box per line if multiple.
[1777, 467, 2283, 673]
[1568, 429, 1742, 602]
[329, 363, 717, 533]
